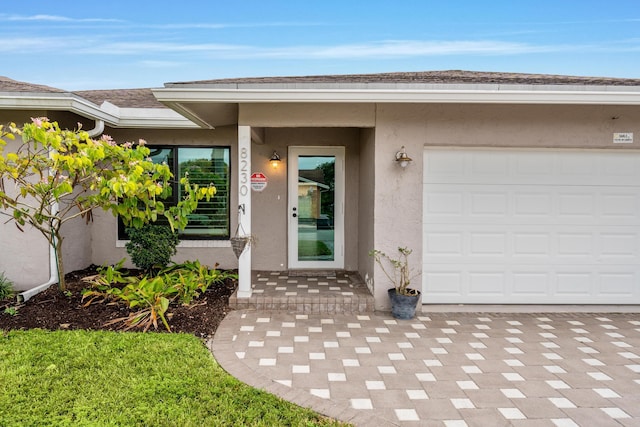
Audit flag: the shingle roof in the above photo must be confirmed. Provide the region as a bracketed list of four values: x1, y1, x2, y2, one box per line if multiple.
[73, 88, 166, 108]
[0, 76, 166, 109]
[167, 70, 640, 87]
[0, 76, 66, 93]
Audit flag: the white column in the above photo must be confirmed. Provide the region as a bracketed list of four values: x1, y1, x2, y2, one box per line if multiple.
[237, 125, 252, 298]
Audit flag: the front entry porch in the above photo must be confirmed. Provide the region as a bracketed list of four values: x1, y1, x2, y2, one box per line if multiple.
[229, 271, 374, 313]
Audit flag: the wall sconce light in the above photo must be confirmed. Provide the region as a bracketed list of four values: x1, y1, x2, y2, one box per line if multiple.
[395, 146, 413, 168]
[270, 151, 281, 169]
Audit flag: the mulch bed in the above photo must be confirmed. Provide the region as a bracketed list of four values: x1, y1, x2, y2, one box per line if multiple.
[0, 266, 236, 339]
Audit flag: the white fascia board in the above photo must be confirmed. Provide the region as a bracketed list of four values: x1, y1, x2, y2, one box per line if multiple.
[153, 87, 640, 105]
[100, 102, 199, 128]
[0, 93, 197, 129]
[0, 92, 119, 123]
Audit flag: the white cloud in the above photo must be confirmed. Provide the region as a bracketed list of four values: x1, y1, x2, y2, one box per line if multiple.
[0, 34, 635, 60]
[256, 40, 552, 59]
[143, 21, 327, 30]
[137, 60, 185, 68]
[0, 13, 122, 23]
[91, 41, 246, 55]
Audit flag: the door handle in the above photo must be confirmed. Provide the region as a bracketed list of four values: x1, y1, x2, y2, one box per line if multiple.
[292, 213, 297, 217]
[292, 207, 297, 217]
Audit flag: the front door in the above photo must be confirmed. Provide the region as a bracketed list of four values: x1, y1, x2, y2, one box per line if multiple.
[288, 146, 344, 269]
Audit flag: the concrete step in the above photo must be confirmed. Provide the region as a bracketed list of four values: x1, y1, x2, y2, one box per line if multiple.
[229, 270, 374, 314]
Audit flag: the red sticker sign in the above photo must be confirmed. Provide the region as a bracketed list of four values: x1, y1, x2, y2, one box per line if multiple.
[250, 172, 267, 192]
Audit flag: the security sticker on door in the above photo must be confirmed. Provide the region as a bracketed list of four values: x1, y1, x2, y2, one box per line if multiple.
[250, 172, 267, 192]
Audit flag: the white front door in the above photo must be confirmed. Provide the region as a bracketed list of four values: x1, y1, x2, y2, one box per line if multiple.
[288, 146, 345, 269]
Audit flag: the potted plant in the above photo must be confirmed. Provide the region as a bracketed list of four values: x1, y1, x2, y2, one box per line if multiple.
[369, 247, 421, 319]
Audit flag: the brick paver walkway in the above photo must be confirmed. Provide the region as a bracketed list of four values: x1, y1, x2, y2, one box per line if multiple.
[210, 311, 640, 426]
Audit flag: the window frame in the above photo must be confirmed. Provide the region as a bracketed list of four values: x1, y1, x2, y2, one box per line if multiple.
[117, 144, 231, 241]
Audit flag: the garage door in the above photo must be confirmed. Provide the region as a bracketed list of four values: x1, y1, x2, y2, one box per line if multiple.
[423, 149, 640, 304]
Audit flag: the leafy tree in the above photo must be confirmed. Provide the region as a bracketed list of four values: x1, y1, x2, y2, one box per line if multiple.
[0, 118, 216, 290]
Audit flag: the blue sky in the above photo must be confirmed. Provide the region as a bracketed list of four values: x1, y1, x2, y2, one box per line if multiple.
[2, 1, 639, 90]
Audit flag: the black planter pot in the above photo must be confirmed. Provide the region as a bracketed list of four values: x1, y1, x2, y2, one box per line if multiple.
[388, 288, 421, 320]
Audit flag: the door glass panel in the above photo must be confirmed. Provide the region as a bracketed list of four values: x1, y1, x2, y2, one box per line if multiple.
[297, 156, 335, 261]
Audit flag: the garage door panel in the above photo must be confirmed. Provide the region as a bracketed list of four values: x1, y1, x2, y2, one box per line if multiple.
[514, 192, 553, 217]
[601, 194, 638, 219]
[425, 265, 638, 303]
[425, 232, 463, 255]
[426, 185, 640, 225]
[512, 232, 552, 257]
[425, 191, 464, 216]
[425, 150, 640, 186]
[556, 272, 593, 296]
[512, 272, 551, 296]
[557, 233, 594, 256]
[423, 149, 640, 304]
[423, 271, 463, 296]
[598, 272, 636, 296]
[470, 233, 507, 255]
[558, 193, 595, 217]
[468, 272, 505, 295]
[426, 227, 638, 264]
[601, 155, 639, 178]
[471, 192, 508, 216]
[600, 233, 638, 258]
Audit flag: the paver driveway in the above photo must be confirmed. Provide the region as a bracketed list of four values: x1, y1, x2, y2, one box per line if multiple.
[210, 310, 640, 426]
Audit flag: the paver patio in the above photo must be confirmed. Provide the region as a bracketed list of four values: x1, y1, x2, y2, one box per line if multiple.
[210, 309, 640, 426]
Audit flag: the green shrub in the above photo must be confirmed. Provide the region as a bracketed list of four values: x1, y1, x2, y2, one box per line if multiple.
[0, 272, 14, 300]
[125, 224, 180, 274]
[82, 260, 237, 332]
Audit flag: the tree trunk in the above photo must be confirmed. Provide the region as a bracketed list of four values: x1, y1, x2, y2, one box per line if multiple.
[54, 233, 66, 291]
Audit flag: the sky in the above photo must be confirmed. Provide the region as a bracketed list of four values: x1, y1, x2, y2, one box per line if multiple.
[1, 0, 640, 90]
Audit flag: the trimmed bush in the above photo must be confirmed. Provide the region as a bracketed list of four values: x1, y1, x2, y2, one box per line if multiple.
[125, 224, 179, 274]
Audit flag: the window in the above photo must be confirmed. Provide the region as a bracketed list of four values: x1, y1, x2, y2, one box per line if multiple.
[118, 146, 231, 240]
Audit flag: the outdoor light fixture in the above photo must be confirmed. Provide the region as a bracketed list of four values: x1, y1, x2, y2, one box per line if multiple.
[270, 151, 281, 169]
[395, 146, 413, 168]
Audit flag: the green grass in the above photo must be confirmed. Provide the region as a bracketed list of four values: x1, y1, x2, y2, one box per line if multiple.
[0, 330, 350, 427]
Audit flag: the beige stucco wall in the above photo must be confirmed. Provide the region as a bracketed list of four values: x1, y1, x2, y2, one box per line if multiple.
[239, 103, 375, 128]
[418, 103, 640, 149]
[357, 128, 376, 293]
[372, 105, 426, 310]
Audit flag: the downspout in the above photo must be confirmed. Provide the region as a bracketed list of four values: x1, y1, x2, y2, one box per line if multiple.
[18, 120, 105, 302]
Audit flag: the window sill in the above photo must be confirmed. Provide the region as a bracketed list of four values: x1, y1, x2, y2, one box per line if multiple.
[117, 240, 231, 248]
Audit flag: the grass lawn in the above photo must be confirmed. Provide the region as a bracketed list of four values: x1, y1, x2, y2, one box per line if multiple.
[0, 329, 349, 427]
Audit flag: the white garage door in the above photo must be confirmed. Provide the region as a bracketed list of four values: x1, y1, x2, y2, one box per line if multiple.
[423, 149, 640, 304]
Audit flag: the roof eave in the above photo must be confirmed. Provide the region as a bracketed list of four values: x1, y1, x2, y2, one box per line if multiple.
[154, 100, 216, 129]
[0, 92, 198, 129]
[0, 92, 119, 124]
[100, 102, 199, 129]
[153, 86, 640, 106]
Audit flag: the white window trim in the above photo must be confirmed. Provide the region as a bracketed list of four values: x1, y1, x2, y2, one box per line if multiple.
[116, 239, 231, 248]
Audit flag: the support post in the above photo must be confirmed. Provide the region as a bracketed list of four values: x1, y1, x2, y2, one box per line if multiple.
[237, 125, 252, 298]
